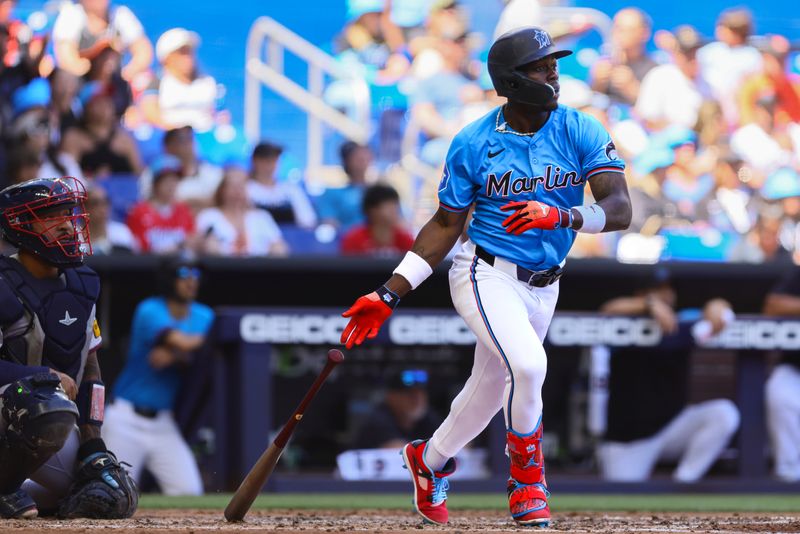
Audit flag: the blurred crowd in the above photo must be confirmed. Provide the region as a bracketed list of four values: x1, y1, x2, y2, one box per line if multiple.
[2, 0, 800, 263]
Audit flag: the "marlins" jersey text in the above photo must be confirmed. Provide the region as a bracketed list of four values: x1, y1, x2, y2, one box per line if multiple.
[486, 166, 582, 197]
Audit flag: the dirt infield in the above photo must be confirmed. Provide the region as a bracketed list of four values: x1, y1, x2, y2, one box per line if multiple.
[3, 509, 800, 533]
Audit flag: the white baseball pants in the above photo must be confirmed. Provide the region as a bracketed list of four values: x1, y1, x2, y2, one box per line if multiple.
[427, 241, 559, 464]
[766, 363, 800, 482]
[597, 399, 740, 482]
[102, 398, 203, 495]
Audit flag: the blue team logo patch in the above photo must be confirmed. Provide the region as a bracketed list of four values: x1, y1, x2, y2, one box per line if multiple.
[533, 29, 552, 49]
[605, 141, 618, 160]
[438, 165, 451, 192]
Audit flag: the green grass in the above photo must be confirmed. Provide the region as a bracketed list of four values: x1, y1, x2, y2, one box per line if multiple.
[139, 493, 800, 513]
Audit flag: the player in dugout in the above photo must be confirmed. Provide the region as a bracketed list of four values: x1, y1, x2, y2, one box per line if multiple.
[0, 177, 137, 519]
[103, 257, 214, 495]
[340, 27, 631, 527]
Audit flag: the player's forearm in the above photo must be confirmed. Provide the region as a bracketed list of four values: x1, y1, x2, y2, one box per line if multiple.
[577, 172, 632, 232]
[763, 294, 800, 316]
[163, 330, 206, 352]
[384, 209, 466, 297]
[79, 352, 103, 444]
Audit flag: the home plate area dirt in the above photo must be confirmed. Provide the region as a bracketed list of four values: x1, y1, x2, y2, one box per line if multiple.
[3, 509, 800, 533]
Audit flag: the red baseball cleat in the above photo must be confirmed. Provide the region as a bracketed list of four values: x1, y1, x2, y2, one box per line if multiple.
[401, 440, 456, 525]
[507, 477, 550, 526]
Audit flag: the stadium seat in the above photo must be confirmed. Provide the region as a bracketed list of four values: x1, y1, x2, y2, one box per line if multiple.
[97, 174, 141, 222]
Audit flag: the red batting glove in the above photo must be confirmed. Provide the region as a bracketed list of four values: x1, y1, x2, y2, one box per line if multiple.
[341, 289, 397, 349]
[500, 200, 572, 235]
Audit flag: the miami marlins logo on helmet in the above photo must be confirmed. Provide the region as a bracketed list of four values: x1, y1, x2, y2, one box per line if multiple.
[532, 29, 552, 49]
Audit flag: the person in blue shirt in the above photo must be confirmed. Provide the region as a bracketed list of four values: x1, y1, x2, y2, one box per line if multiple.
[315, 141, 373, 231]
[102, 257, 214, 495]
[340, 27, 631, 527]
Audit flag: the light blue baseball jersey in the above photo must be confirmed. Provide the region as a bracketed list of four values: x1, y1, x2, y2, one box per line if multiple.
[438, 105, 625, 271]
[113, 297, 215, 411]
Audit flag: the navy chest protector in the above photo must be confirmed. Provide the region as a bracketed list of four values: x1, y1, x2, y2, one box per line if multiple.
[0, 257, 100, 378]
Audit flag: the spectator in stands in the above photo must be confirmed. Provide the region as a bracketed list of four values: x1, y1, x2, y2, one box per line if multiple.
[80, 37, 132, 118]
[341, 183, 413, 256]
[140, 126, 223, 210]
[596, 269, 740, 482]
[5, 77, 51, 159]
[127, 154, 197, 254]
[77, 81, 142, 179]
[730, 97, 795, 177]
[590, 8, 657, 108]
[410, 24, 481, 165]
[659, 129, 715, 223]
[697, 7, 762, 127]
[635, 25, 711, 131]
[729, 207, 791, 263]
[699, 149, 756, 235]
[334, 0, 407, 79]
[352, 368, 441, 450]
[47, 68, 81, 140]
[760, 167, 800, 262]
[86, 182, 136, 255]
[52, 0, 153, 82]
[138, 28, 218, 133]
[104, 257, 214, 495]
[197, 164, 288, 257]
[0, 21, 41, 142]
[763, 270, 800, 482]
[315, 141, 373, 230]
[738, 34, 800, 128]
[4, 145, 40, 185]
[247, 141, 317, 229]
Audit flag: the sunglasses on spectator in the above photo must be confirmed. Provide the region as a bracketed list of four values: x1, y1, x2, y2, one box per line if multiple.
[177, 266, 201, 279]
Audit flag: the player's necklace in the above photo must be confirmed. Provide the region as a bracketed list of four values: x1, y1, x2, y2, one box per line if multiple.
[495, 107, 536, 137]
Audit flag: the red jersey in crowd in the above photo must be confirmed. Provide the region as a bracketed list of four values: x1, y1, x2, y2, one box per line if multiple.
[340, 225, 414, 256]
[126, 201, 195, 253]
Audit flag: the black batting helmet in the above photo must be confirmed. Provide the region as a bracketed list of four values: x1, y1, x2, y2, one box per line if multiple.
[488, 26, 572, 106]
[0, 176, 91, 266]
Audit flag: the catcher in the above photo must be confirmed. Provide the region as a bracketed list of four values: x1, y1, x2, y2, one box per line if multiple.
[0, 177, 137, 519]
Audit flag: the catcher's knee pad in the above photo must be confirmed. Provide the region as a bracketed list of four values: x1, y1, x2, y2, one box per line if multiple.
[2, 372, 79, 458]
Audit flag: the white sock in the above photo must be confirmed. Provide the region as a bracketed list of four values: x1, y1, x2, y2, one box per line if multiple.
[423, 441, 450, 473]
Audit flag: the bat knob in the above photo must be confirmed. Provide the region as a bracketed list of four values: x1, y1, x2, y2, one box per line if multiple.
[327, 349, 345, 364]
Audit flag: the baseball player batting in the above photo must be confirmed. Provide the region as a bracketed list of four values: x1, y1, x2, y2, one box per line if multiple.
[341, 27, 631, 527]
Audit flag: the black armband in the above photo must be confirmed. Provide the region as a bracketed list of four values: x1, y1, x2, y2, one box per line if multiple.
[376, 285, 400, 310]
[77, 380, 105, 427]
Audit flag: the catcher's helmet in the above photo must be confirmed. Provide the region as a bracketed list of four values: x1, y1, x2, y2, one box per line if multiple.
[488, 26, 572, 106]
[0, 176, 92, 266]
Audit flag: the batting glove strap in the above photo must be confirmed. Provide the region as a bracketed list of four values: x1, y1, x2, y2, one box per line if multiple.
[376, 285, 400, 310]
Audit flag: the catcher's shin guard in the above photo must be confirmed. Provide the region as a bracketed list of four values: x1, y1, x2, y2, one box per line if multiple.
[507, 422, 550, 526]
[401, 440, 456, 525]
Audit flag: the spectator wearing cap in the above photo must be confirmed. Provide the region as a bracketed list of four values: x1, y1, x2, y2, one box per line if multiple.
[760, 167, 800, 262]
[138, 126, 223, 211]
[657, 128, 715, 223]
[697, 7, 762, 126]
[196, 164, 288, 257]
[77, 80, 142, 179]
[247, 142, 317, 229]
[315, 141, 374, 230]
[596, 272, 739, 482]
[340, 183, 414, 256]
[738, 34, 800, 128]
[635, 25, 712, 131]
[139, 28, 218, 133]
[352, 368, 441, 450]
[86, 182, 137, 255]
[52, 0, 152, 82]
[127, 154, 197, 254]
[591, 8, 658, 108]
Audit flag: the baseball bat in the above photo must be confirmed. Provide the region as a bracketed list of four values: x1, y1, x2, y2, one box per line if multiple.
[224, 349, 345, 522]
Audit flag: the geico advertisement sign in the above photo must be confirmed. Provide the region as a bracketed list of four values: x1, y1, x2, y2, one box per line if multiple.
[548, 316, 661, 346]
[703, 320, 800, 350]
[239, 313, 476, 345]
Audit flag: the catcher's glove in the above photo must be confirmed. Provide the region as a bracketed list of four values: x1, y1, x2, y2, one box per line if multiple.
[58, 450, 139, 519]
